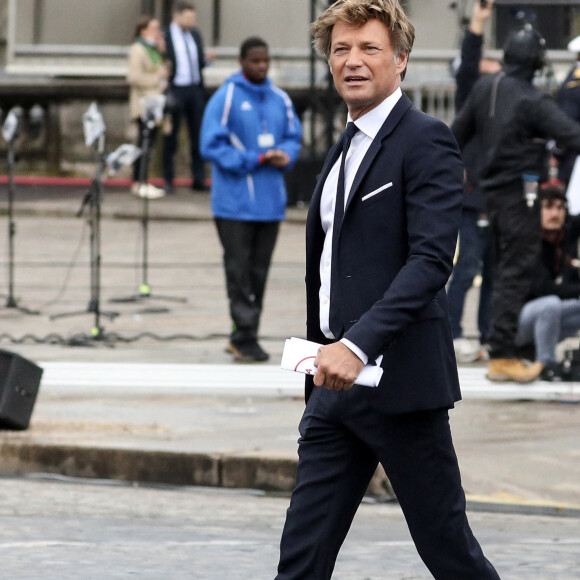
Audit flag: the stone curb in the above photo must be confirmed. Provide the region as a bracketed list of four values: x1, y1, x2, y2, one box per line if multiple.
[2, 442, 580, 517]
[0, 441, 393, 498]
[0, 442, 297, 492]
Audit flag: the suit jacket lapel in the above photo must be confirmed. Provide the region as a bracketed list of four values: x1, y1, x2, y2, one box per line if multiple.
[344, 93, 413, 214]
[307, 140, 344, 232]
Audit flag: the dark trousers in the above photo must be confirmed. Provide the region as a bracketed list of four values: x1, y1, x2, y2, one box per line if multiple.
[162, 84, 206, 186]
[447, 207, 492, 343]
[132, 119, 158, 183]
[276, 387, 500, 580]
[214, 218, 280, 345]
[486, 188, 541, 359]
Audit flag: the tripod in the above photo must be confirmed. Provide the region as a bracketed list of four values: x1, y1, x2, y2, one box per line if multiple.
[1, 139, 39, 315]
[109, 116, 186, 311]
[50, 140, 119, 338]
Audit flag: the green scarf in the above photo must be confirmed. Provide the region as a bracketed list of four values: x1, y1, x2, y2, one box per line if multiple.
[137, 38, 163, 66]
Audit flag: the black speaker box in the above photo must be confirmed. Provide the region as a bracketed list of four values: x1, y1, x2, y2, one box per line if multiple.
[0, 349, 43, 430]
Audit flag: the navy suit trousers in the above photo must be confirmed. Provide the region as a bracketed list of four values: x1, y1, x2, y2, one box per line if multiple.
[163, 84, 206, 187]
[276, 386, 500, 579]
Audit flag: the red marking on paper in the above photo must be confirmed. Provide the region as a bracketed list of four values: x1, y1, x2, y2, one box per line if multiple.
[294, 356, 317, 373]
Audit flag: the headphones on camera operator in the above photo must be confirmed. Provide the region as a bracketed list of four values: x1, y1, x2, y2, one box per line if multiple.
[502, 19, 547, 75]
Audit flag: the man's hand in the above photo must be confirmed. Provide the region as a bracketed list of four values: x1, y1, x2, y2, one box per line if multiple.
[470, 0, 494, 36]
[313, 342, 365, 391]
[263, 149, 291, 168]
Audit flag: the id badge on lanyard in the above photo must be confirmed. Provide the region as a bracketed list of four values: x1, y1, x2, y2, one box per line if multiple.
[258, 132, 275, 148]
[257, 116, 274, 148]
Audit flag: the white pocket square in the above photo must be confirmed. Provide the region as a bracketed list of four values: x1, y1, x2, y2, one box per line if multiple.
[361, 182, 393, 202]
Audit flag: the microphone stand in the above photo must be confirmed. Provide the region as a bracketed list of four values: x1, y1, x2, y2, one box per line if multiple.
[109, 114, 186, 312]
[50, 138, 119, 340]
[1, 137, 39, 315]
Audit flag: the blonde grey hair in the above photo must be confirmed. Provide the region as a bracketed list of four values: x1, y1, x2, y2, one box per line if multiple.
[311, 0, 415, 80]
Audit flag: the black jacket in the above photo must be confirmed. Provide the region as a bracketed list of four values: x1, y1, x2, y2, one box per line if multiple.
[164, 26, 206, 88]
[455, 30, 486, 212]
[305, 94, 463, 413]
[529, 216, 580, 300]
[452, 67, 580, 193]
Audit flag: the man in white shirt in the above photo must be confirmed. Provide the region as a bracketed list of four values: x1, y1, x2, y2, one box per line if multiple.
[163, 1, 208, 194]
[275, 1, 500, 578]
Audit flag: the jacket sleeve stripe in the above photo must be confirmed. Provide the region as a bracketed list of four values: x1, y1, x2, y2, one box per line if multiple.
[272, 86, 296, 130]
[221, 82, 235, 127]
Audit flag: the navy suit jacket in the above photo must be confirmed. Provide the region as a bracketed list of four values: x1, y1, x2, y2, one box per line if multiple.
[165, 26, 206, 89]
[305, 93, 463, 414]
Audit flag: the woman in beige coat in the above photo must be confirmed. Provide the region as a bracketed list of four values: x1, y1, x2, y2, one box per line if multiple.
[127, 14, 167, 198]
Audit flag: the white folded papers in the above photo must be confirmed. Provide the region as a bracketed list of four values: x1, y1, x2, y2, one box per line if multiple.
[281, 337, 383, 388]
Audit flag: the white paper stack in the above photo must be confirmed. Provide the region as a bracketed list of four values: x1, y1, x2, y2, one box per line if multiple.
[280, 337, 383, 388]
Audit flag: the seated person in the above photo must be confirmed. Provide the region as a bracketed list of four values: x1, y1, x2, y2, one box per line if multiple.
[515, 183, 580, 381]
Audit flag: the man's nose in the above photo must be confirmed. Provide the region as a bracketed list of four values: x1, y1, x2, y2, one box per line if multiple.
[346, 49, 363, 67]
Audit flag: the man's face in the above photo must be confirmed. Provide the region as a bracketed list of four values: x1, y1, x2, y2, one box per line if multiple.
[176, 9, 196, 30]
[329, 19, 407, 120]
[240, 46, 270, 84]
[541, 198, 567, 230]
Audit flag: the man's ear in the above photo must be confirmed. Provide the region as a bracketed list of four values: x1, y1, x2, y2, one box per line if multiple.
[395, 52, 408, 74]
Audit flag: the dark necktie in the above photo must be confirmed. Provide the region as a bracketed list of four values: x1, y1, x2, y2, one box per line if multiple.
[329, 121, 358, 336]
[332, 122, 359, 233]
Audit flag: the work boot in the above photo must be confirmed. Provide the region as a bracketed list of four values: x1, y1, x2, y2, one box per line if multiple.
[226, 340, 269, 363]
[486, 359, 543, 383]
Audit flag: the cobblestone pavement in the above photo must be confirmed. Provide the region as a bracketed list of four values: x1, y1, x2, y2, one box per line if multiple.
[0, 477, 579, 580]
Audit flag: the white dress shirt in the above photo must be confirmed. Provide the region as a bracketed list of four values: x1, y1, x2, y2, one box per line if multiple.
[318, 88, 402, 364]
[170, 22, 201, 86]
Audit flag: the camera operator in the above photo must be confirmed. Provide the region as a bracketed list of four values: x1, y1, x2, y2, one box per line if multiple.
[452, 21, 580, 383]
[514, 183, 580, 381]
[447, 0, 499, 363]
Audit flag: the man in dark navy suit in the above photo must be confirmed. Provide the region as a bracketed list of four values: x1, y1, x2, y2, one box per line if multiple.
[163, 1, 209, 193]
[275, 1, 500, 578]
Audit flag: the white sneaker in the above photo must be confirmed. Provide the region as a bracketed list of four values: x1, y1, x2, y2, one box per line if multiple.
[453, 337, 481, 363]
[131, 183, 166, 199]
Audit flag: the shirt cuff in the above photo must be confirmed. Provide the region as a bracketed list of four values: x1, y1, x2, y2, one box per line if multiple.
[340, 338, 368, 365]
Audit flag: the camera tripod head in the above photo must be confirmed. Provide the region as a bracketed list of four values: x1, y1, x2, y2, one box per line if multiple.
[2, 106, 24, 143]
[82, 102, 106, 150]
[105, 144, 142, 176]
[140, 95, 166, 127]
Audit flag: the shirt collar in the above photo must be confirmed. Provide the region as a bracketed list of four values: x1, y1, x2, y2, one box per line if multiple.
[347, 87, 402, 140]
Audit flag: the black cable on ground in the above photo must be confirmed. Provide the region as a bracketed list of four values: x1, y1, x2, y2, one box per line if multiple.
[0, 331, 233, 347]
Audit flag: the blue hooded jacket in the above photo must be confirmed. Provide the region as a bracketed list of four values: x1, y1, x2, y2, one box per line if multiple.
[200, 71, 302, 221]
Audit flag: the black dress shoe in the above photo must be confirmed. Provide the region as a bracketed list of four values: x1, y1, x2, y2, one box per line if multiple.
[540, 361, 564, 382]
[192, 182, 210, 192]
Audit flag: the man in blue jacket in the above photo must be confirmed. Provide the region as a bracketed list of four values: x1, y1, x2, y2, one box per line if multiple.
[201, 37, 302, 362]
